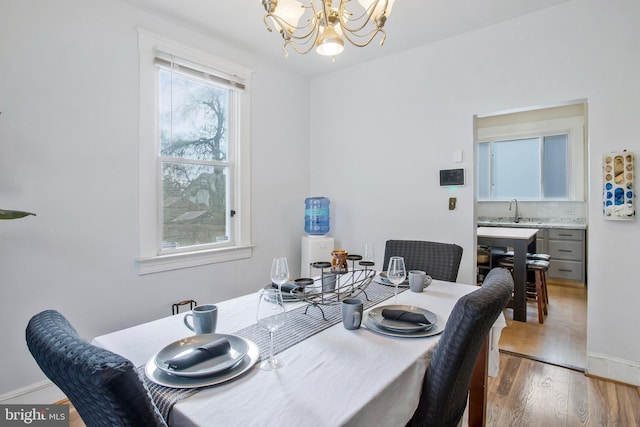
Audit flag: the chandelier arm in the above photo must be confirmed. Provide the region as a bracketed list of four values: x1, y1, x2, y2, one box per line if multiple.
[284, 39, 319, 55]
[320, 0, 333, 26]
[281, 21, 322, 56]
[265, 13, 319, 39]
[340, 27, 387, 48]
[338, 0, 388, 34]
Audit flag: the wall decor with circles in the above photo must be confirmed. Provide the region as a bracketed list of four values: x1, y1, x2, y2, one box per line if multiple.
[603, 151, 635, 220]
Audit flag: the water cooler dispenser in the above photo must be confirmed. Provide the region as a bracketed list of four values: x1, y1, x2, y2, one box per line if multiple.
[301, 197, 334, 277]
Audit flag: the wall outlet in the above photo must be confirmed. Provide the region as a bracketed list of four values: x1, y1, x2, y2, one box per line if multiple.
[449, 197, 457, 210]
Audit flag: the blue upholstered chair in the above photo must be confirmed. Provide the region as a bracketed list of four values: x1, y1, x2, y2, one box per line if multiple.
[408, 267, 513, 427]
[25, 310, 166, 427]
[383, 240, 463, 282]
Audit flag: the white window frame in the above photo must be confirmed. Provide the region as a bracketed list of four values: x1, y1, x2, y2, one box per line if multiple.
[136, 30, 253, 274]
[476, 116, 585, 202]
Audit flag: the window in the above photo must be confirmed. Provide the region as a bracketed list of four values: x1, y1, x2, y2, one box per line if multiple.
[137, 31, 253, 274]
[476, 115, 585, 202]
[477, 134, 568, 200]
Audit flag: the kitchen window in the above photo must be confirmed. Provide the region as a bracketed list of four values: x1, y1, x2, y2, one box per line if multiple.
[137, 31, 253, 274]
[476, 115, 585, 201]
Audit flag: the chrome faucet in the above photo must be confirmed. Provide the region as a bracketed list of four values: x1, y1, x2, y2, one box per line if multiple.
[508, 198, 520, 223]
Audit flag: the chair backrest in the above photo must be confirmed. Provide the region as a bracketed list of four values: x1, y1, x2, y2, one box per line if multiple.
[383, 240, 463, 282]
[409, 268, 513, 427]
[25, 310, 166, 427]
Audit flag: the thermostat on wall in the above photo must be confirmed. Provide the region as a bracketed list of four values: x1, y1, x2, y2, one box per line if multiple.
[440, 168, 465, 186]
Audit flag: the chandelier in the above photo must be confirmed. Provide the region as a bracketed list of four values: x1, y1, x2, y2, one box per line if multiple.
[259, 0, 395, 59]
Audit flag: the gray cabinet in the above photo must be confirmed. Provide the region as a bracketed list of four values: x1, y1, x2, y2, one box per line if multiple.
[545, 228, 586, 282]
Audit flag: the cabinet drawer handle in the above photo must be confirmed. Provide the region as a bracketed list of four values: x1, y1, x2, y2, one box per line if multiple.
[558, 233, 573, 237]
[558, 249, 572, 252]
[558, 269, 573, 272]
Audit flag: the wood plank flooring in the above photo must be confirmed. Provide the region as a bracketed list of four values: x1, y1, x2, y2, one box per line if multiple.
[499, 279, 587, 370]
[487, 353, 640, 426]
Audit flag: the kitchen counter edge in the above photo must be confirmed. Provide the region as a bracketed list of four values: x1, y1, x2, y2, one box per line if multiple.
[477, 221, 587, 230]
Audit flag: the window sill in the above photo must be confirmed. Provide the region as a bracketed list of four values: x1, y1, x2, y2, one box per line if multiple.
[137, 245, 253, 275]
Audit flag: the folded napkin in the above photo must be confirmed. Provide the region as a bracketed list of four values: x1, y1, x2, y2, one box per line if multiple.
[165, 337, 231, 370]
[381, 309, 431, 325]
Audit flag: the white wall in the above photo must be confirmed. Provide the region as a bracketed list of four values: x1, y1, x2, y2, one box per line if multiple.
[3, 0, 639, 403]
[0, 0, 310, 400]
[310, 0, 640, 385]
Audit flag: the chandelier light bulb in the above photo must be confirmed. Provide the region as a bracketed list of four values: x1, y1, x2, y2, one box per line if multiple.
[315, 25, 345, 56]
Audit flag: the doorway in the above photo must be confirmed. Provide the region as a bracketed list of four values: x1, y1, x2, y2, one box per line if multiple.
[474, 100, 589, 371]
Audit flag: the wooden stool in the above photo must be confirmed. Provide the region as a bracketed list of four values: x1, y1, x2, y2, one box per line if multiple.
[528, 254, 550, 305]
[501, 252, 551, 305]
[498, 257, 548, 323]
[526, 260, 549, 323]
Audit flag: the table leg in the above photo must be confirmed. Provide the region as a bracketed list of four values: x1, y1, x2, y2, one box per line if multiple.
[512, 241, 528, 322]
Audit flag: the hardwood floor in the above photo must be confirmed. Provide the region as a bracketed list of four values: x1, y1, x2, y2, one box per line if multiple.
[499, 279, 587, 370]
[490, 278, 640, 426]
[487, 353, 640, 426]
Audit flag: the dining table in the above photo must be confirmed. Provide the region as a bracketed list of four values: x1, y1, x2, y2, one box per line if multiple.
[477, 226, 538, 322]
[92, 276, 506, 427]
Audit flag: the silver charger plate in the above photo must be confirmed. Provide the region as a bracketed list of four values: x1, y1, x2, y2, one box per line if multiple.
[368, 305, 437, 333]
[145, 337, 259, 389]
[375, 272, 409, 288]
[264, 284, 310, 302]
[154, 334, 249, 378]
[265, 283, 324, 302]
[363, 314, 445, 338]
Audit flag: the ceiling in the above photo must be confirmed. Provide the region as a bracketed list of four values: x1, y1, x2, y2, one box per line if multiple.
[123, 0, 569, 77]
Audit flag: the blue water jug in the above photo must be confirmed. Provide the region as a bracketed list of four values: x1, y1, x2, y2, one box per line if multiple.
[304, 197, 330, 235]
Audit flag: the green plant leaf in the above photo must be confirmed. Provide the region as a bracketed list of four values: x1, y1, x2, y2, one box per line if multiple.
[0, 209, 37, 220]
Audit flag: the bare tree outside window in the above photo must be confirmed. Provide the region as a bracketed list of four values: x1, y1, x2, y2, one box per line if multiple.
[159, 68, 232, 249]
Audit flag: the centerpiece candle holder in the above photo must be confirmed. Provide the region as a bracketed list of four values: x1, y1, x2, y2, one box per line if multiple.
[292, 254, 376, 320]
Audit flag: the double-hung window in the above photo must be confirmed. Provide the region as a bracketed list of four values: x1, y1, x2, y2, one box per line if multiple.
[137, 31, 252, 274]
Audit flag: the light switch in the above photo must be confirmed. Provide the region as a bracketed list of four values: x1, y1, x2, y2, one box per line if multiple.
[454, 149, 463, 163]
[449, 197, 457, 210]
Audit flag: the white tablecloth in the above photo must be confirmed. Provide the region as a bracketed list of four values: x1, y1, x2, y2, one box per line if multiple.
[92, 280, 505, 427]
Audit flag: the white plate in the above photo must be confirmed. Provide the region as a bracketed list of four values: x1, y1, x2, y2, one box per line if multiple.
[145, 337, 259, 389]
[154, 334, 249, 378]
[363, 315, 445, 338]
[368, 305, 437, 332]
[376, 272, 409, 288]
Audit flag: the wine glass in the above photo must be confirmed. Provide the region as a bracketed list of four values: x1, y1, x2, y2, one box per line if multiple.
[270, 257, 289, 290]
[387, 256, 406, 303]
[362, 243, 375, 263]
[256, 288, 286, 370]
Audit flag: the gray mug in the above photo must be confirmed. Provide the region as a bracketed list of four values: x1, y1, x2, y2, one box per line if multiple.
[409, 270, 432, 292]
[184, 304, 218, 334]
[341, 298, 363, 330]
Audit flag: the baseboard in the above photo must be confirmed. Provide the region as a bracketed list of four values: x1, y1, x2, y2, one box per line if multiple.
[0, 381, 65, 405]
[587, 353, 640, 387]
[499, 349, 585, 372]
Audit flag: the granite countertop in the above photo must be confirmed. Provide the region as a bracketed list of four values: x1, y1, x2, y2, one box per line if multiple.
[477, 217, 587, 230]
